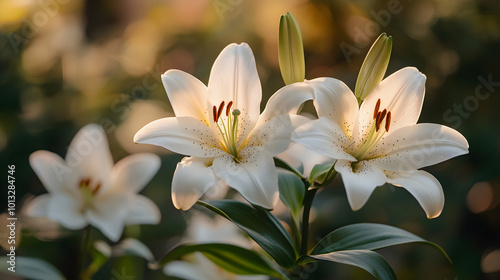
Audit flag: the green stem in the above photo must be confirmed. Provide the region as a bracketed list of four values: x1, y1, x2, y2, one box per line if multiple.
[300, 188, 318, 256]
[79, 226, 92, 280]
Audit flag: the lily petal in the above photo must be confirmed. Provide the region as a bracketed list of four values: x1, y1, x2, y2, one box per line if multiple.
[277, 144, 332, 178]
[162, 70, 209, 123]
[88, 193, 131, 241]
[258, 82, 313, 124]
[212, 146, 278, 209]
[111, 153, 161, 194]
[207, 43, 262, 144]
[172, 157, 219, 210]
[164, 259, 218, 280]
[368, 123, 469, 171]
[65, 124, 113, 191]
[308, 77, 359, 137]
[25, 194, 51, 217]
[386, 170, 444, 219]
[335, 159, 387, 211]
[124, 195, 161, 225]
[47, 194, 87, 229]
[248, 114, 309, 156]
[29, 151, 69, 193]
[355, 67, 426, 140]
[292, 118, 357, 161]
[134, 117, 224, 157]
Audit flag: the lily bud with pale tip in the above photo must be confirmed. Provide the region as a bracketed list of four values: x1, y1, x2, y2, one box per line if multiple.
[278, 12, 305, 85]
[355, 33, 392, 103]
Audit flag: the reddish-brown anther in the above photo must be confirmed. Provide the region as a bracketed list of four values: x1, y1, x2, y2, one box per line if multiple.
[385, 111, 392, 132]
[226, 101, 233, 116]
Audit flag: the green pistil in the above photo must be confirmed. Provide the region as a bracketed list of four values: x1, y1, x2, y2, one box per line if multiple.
[215, 107, 241, 162]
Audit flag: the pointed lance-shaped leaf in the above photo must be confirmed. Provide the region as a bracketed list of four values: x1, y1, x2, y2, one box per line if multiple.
[279, 12, 305, 85]
[355, 33, 392, 102]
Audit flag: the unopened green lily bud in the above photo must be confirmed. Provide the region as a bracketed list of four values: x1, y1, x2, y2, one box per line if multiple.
[278, 12, 305, 85]
[355, 33, 392, 103]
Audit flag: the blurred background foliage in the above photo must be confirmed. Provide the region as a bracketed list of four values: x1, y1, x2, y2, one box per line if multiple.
[0, 0, 499, 279]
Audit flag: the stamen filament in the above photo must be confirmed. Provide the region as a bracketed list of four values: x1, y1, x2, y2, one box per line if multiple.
[212, 100, 241, 161]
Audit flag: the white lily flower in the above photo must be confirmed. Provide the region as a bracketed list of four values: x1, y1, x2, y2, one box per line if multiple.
[134, 43, 313, 210]
[163, 215, 267, 280]
[277, 143, 332, 178]
[27, 124, 161, 242]
[292, 67, 469, 218]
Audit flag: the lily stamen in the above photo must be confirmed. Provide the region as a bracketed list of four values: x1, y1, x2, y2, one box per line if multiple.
[212, 100, 241, 160]
[226, 101, 233, 116]
[385, 111, 392, 132]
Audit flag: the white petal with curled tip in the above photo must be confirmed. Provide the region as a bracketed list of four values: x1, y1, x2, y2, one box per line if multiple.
[368, 123, 469, 171]
[172, 157, 219, 210]
[134, 117, 224, 157]
[25, 194, 51, 217]
[335, 159, 387, 211]
[248, 114, 309, 156]
[292, 118, 357, 161]
[47, 193, 87, 229]
[308, 77, 359, 137]
[386, 170, 444, 219]
[162, 70, 209, 123]
[111, 153, 161, 194]
[65, 124, 113, 191]
[212, 146, 278, 209]
[87, 193, 131, 241]
[207, 43, 262, 144]
[354, 67, 426, 141]
[277, 144, 332, 178]
[29, 151, 69, 193]
[164, 258, 219, 280]
[257, 82, 313, 124]
[124, 195, 161, 225]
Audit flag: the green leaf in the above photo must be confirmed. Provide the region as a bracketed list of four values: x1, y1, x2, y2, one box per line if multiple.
[112, 238, 155, 262]
[0, 256, 66, 280]
[274, 157, 304, 178]
[311, 223, 450, 262]
[197, 200, 297, 268]
[310, 250, 397, 280]
[153, 243, 286, 279]
[278, 170, 305, 217]
[308, 163, 333, 184]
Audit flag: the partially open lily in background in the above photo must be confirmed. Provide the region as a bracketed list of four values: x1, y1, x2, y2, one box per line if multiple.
[27, 124, 161, 241]
[134, 43, 313, 210]
[293, 67, 469, 218]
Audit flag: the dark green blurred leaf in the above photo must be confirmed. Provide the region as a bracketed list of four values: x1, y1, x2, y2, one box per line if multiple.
[311, 223, 451, 262]
[0, 256, 66, 280]
[154, 243, 286, 278]
[278, 170, 305, 217]
[309, 250, 397, 280]
[197, 200, 297, 268]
